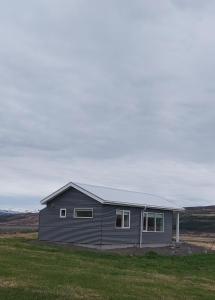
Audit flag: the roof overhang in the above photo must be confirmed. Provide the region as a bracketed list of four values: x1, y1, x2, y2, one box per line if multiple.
[40, 182, 104, 205]
[41, 182, 184, 211]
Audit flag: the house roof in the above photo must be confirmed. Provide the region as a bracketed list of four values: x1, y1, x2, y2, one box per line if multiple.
[41, 182, 183, 211]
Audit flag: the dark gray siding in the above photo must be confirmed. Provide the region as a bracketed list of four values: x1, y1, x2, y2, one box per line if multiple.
[100, 207, 173, 245]
[142, 209, 173, 244]
[39, 187, 173, 246]
[101, 205, 140, 245]
[39, 188, 102, 244]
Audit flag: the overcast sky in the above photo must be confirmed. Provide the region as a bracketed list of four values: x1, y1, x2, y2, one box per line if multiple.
[0, 0, 215, 211]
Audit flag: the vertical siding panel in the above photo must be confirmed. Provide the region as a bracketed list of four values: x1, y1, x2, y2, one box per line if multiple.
[39, 188, 102, 244]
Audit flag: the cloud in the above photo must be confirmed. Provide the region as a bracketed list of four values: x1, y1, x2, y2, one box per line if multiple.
[0, 0, 214, 209]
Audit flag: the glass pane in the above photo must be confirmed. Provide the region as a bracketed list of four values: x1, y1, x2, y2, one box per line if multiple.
[148, 212, 155, 218]
[148, 214, 155, 231]
[124, 212, 130, 228]
[61, 209, 66, 217]
[156, 214, 164, 232]
[76, 210, 92, 218]
[156, 213, 163, 218]
[143, 213, 147, 231]
[116, 212, 122, 227]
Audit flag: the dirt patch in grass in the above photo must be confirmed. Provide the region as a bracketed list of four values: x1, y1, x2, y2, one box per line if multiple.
[122, 272, 177, 285]
[32, 238, 214, 256]
[0, 277, 31, 289]
[107, 242, 213, 256]
[200, 282, 215, 292]
[55, 286, 103, 300]
[181, 233, 215, 251]
[0, 232, 37, 239]
[0, 279, 19, 288]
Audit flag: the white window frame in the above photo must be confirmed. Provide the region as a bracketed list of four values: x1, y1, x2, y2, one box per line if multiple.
[115, 209, 130, 229]
[60, 208, 67, 218]
[73, 208, 93, 219]
[142, 212, 164, 232]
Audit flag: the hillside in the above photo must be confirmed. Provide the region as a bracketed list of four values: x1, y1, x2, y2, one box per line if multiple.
[180, 206, 215, 233]
[0, 212, 38, 233]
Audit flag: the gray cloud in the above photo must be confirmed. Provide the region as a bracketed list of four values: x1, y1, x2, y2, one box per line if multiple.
[0, 0, 215, 209]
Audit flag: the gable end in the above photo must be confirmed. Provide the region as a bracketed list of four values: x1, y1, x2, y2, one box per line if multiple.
[41, 182, 104, 205]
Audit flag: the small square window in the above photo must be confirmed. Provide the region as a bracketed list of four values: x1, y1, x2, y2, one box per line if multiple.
[60, 208, 66, 218]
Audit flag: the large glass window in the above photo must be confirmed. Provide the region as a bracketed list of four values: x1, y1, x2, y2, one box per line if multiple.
[74, 208, 93, 218]
[143, 212, 164, 232]
[116, 210, 130, 229]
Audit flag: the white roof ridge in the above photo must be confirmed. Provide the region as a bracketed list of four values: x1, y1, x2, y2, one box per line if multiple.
[74, 182, 168, 199]
[41, 181, 184, 210]
[74, 182, 182, 210]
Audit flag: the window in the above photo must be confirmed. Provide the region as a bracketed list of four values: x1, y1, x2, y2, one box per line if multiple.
[142, 212, 164, 232]
[116, 210, 130, 229]
[147, 212, 155, 232]
[74, 208, 93, 218]
[60, 208, 67, 218]
[155, 213, 164, 232]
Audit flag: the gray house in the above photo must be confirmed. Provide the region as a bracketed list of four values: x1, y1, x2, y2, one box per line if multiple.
[39, 182, 182, 249]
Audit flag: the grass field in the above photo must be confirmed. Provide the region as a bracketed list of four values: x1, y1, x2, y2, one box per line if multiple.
[0, 234, 215, 300]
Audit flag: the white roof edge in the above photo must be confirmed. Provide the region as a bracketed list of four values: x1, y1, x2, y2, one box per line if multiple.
[40, 182, 184, 211]
[40, 182, 104, 205]
[103, 200, 184, 211]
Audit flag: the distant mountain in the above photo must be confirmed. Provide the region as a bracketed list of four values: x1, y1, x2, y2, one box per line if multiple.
[0, 211, 38, 233]
[185, 205, 215, 214]
[180, 206, 215, 233]
[0, 210, 21, 216]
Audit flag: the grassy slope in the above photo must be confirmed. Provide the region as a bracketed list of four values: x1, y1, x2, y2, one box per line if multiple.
[0, 213, 38, 234]
[180, 214, 215, 232]
[180, 207, 215, 233]
[0, 235, 215, 300]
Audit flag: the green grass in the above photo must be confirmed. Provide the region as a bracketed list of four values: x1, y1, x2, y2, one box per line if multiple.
[0, 235, 215, 300]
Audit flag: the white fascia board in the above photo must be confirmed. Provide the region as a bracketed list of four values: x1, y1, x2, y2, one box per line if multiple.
[103, 201, 184, 211]
[40, 182, 104, 205]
